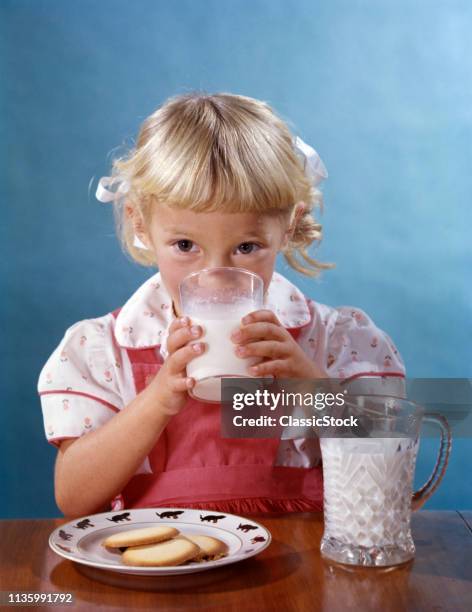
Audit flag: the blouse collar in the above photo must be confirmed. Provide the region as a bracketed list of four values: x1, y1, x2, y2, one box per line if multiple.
[114, 270, 311, 349]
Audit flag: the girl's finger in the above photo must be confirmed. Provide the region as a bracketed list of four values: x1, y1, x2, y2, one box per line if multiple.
[168, 342, 205, 375]
[248, 359, 287, 377]
[232, 321, 287, 345]
[235, 340, 289, 360]
[167, 321, 202, 354]
[241, 309, 281, 326]
[171, 375, 195, 393]
[169, 315, 190, 333]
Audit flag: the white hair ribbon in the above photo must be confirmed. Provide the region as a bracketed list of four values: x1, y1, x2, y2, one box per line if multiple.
[95, 176, 130, 202]
[95, 176, 149, 250]
[293, 136, 328, 187]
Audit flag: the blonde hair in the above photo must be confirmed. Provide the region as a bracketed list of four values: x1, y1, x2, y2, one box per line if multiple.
[109, 91, 334, 277]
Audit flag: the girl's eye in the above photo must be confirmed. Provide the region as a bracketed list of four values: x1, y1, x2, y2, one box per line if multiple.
[237, 242, 261, 255]
[174, 239, 197, 253]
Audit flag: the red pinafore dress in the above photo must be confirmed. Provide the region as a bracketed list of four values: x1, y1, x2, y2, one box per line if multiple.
[110, 308, 323, 514]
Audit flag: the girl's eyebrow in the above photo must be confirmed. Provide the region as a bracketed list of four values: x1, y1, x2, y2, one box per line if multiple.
[237, 232, 269, 240]
[164, 226, 197, 235]
[164, 226, 268, 240]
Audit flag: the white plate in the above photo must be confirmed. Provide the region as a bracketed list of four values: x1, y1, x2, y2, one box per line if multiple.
[49, 507, 271, 576]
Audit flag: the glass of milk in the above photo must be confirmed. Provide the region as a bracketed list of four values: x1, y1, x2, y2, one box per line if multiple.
[179, 267, 264, 403]
[319, 395, 451, 567]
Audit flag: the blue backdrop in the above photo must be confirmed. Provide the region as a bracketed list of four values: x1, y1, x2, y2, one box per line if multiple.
[2, 0, 471, 518]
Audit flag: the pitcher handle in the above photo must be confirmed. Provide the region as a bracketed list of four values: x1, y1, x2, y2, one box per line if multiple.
[412, 412, 452, 511]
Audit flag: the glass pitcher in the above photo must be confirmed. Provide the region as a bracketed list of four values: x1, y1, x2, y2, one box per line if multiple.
[320, 395, 451, 567]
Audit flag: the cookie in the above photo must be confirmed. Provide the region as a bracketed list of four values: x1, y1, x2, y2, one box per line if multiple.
[121, 536, 201, 567]
[184, 534, 228, 561]
[102, 526, 179, 549]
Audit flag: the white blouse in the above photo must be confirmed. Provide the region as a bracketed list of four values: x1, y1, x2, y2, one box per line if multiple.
[38, 270, 406, 459]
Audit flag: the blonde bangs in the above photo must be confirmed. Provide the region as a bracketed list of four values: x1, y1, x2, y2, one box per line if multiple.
[113, 93, 313, 215]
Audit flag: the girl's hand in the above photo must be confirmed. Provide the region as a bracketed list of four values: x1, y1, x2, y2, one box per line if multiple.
[148, 316, 204, 415]
[231, 309, 326, 379]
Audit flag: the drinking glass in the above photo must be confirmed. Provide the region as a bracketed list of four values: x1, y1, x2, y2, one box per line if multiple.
[179, 267, 264, 403]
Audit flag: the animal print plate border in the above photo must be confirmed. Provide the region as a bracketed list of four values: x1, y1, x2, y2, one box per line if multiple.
[49, 507, 272, 576]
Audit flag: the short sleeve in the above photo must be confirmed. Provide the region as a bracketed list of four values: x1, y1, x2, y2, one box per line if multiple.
[37, 315, 124, 448]
[326, 306, 406, 396]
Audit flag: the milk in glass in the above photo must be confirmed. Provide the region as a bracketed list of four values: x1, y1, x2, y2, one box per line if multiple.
[180, 267, 264, 403]
[187, 301, 260, 402]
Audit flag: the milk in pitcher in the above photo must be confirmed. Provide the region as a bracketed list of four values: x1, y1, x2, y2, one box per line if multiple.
[320, 436, 419, 550]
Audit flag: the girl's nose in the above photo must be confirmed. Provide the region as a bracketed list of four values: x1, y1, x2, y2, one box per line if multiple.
[198, 264, 236, 293]
[206, 257, 232, 270]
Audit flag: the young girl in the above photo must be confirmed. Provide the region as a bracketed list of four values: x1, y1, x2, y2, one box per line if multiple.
[38, 92, 406, 518]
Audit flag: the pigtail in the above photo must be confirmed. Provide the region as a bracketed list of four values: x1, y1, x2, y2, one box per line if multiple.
[281, 194, 335, 278]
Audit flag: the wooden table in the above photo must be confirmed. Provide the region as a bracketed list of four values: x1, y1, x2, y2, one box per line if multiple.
[1, 511, 471, 611]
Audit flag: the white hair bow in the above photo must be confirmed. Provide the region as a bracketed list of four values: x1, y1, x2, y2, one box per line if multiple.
[293, 136, 328, 187]
[95, 175, 130, 202]
[95, 136, 327, 251]
[95, 176, 148, 250]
